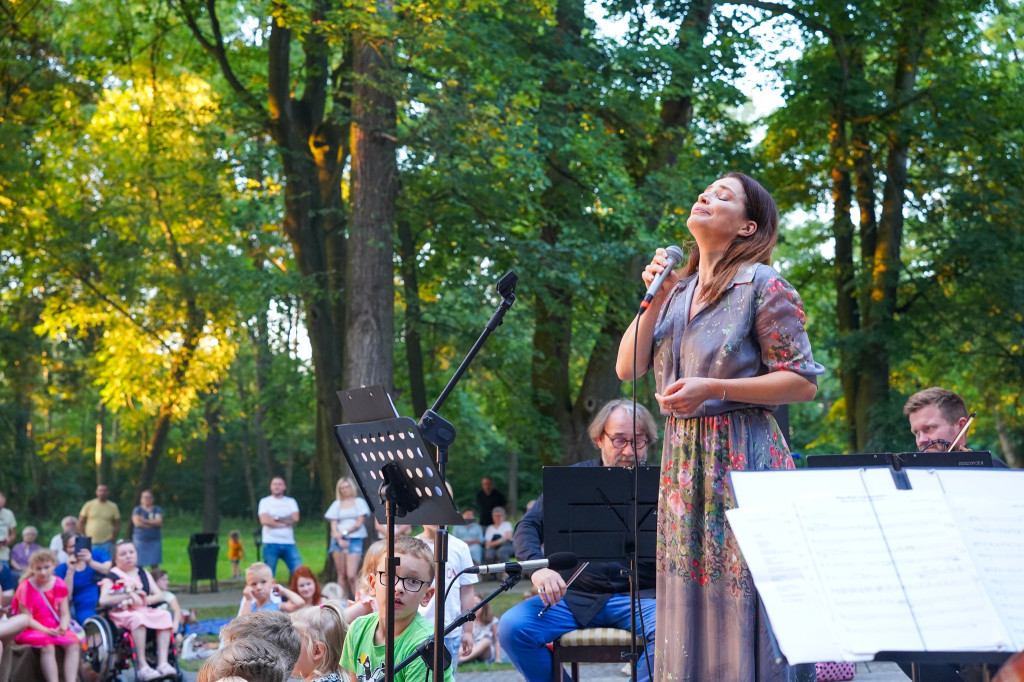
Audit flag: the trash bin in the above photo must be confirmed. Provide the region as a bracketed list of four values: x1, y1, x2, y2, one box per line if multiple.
[252, 527, 263, 563]
[188, 533, 220, 594]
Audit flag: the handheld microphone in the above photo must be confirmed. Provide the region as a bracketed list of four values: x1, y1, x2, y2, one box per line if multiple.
[638, 245, 685, 315]
[466, 552, 578, 575]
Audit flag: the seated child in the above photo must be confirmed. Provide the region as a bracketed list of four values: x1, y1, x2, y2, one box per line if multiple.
[238, 562, 304, 616]
[458, 591, 499, 665]
[197, 610, 302, 682]
[342, 540, 384, 624]
[12, 549, 80, 682]
[197, 638, 292, 682]
[150, 570, 182, 637]
[290, 603, 347, 682]
[341, 535, 454, 682]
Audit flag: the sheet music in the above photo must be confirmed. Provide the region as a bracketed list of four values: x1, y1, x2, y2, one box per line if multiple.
[944, 495, 1024, 650]
[793, 495, 924, 657]
[729, 467, 1023, 663]
[870, 492, 1012, 651]
[726, 507, 850, 664]
[730, 467, 898, 508]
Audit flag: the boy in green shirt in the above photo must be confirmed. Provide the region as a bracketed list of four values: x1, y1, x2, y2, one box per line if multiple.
[342, 535, 454, 682]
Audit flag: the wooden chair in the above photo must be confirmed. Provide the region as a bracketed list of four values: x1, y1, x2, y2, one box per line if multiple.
[550, 627, 643, 679]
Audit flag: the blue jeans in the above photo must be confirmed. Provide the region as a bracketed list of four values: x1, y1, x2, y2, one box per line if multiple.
[262, 543, 302, 579]
[497, 594, 656, 682]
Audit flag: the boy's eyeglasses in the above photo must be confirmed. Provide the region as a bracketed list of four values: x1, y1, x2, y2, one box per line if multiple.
[376, 571, 427, 593]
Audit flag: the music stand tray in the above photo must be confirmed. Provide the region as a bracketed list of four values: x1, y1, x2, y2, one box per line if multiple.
[334, 416, 464, 528]
[543, 465, 659, 561]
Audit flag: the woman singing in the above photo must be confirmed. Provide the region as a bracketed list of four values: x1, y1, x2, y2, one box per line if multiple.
[617, 172, 824, 681]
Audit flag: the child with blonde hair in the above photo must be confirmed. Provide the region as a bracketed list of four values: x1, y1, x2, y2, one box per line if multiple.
[12, 549, 80, 682]
[341, 535, 453, 682]
[197, 638, 291, 682]
[342, 540, 385, 623]
[290, 602, 347, 681]
[239, 561, 304, 616]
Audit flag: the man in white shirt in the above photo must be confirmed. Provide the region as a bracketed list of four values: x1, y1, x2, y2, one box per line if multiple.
[257, 477, 302, 580]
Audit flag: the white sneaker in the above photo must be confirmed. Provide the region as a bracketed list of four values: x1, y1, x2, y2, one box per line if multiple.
[157, 662, 177, 676]
[620, 662, 632, 676]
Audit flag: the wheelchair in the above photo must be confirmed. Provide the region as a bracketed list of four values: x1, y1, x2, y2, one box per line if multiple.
[78, 607, 184, 682]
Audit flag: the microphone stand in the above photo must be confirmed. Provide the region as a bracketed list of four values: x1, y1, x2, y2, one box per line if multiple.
[415, 271, 518, 682]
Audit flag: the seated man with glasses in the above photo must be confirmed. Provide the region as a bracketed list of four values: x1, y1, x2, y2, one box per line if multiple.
[498, 399, 659, 682]
[342, 534, 454, 682]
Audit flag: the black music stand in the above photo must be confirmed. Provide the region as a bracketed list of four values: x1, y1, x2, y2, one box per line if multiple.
[335, 411, 463, 682]
[543, 465, 659, 561]
[807, 451, 993, 471]
[543, 465, 658, 682]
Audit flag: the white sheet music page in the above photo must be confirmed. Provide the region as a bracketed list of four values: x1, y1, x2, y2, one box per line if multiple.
[922, 470, 1024, 651]
[794, 494, 925, 657]
[870, 491, 1012, 651]
[726, 506, 849, 664]
[730, 468, 898, 508]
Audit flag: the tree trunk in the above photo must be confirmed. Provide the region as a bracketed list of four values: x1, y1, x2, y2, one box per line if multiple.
[344, 29, 398, 397]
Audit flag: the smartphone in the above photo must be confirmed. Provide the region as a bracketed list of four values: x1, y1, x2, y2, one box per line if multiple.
[74, 536, 92, 553]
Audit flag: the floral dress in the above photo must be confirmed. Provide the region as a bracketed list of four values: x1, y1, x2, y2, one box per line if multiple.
[651, 263, 824, 681]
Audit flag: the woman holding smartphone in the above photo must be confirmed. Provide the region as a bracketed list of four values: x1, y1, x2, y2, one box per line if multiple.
[54, 532, 112, 621]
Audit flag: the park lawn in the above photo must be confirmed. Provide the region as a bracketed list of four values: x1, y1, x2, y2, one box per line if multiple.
[159, 513, 330, 587]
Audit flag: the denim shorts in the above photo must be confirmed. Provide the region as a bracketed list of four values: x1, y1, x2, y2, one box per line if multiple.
[329, 537, 364, 556]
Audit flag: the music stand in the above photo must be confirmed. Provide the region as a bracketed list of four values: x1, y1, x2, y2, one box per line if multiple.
[807, 451, 993, 471]
[335, 411, 463, 682]
[543, 465, 659, 561]
[543, 465, 658, 682]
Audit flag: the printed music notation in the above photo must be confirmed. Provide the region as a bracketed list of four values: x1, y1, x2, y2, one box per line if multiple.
[726, 468, 1024, 665]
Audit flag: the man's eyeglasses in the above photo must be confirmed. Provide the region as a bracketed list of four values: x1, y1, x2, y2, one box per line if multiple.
[603, 432, 648, 449]
[376, 571, 427, 593]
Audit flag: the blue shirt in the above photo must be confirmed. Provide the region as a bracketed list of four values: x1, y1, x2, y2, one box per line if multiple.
[55, 547, 111, 621]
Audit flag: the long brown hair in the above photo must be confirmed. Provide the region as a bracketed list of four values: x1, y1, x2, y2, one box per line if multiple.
[681, 172, 779, 305]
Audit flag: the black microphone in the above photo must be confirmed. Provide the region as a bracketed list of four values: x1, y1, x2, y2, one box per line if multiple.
[638, 245, 684, 315]
[466, 552, 578, 575]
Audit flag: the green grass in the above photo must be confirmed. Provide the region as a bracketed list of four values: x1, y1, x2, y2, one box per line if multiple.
[157, 513, 329, 588]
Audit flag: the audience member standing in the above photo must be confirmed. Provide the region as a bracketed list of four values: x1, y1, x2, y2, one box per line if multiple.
[258, 477, 302, 580]
[475, 477, 506, 528]
[324, 477, 369, 601]
[78, 484, 121, 556]
[0, 493, 16, 569]
[132, 489, 164, 571]
[48, 517, 77, 564]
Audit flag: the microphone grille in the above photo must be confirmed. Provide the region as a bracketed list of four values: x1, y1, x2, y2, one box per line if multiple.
[664, 245, 685, 268]
[546, 552, 579, 571]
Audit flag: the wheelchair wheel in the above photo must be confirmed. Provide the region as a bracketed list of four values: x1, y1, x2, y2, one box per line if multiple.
[79, 616, 116, 682]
